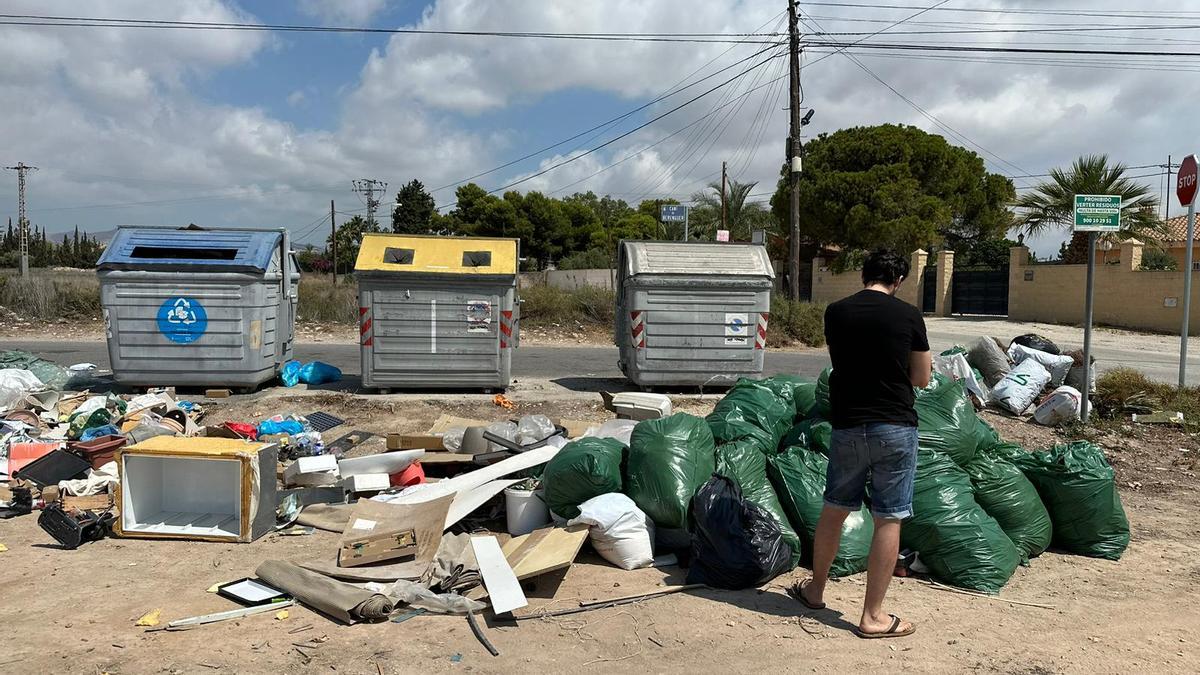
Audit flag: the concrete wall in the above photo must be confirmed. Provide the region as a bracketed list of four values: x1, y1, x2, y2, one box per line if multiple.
[810, 249, 929, 310]
[521, 268, 615, 290]
[1010, 243, 1200, 334]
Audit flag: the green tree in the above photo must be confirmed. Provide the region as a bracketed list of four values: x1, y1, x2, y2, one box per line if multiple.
[391, 179, 437, 234]
[689, 179, 771, 241]
[327, 215, 380, 273]
[1014, 154, 1161, 264]
[770, 124, 1015, 262]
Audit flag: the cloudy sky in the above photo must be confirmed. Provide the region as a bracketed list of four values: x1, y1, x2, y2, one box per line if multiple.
[0, 0, 1195, 257]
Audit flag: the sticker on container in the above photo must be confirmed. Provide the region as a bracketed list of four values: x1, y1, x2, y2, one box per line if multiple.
[156, 297, 208, 344]
[724, 312, 749, 346]
[467, 300, 492, 333]
[249, 319, 262, 350]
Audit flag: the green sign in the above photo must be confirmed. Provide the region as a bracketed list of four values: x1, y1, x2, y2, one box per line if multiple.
[1073, 194, 1122, 232]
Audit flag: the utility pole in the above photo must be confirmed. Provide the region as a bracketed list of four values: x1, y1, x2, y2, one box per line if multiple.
[787, 0, 802, 300]
[1167, 154, 1174, 223]
[330, 199, 337, 285]
[721, 161, 728, 234]
[352, 178, 388, 229]
[5, 162, 37, 278]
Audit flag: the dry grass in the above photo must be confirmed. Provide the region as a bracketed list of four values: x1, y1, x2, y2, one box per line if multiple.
[767, 296, 825, 348]
[520, 284, 616, 328]
[0, 269, 102, 319]
[1093, 366, 1200, 426]
[297, 274, 357, 324]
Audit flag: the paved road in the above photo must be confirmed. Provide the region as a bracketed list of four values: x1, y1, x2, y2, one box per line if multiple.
[3, 341, 832, 391]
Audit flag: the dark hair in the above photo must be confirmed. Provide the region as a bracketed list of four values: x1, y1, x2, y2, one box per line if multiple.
[861, 249, 910, 286]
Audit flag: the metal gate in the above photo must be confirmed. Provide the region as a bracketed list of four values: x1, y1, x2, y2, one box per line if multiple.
[921, 266, 937, 313]
[951, 266, 1008, 315]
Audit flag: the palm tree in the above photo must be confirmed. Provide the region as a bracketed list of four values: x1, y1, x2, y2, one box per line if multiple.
[1014, 154, 1161, 263]
[688, 179, 773, 241]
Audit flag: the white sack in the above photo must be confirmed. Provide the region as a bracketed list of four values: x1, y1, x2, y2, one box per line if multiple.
[1033, 386, 1082, 426]
[581, 419, 638, 447]
[990, 358, 1051, 415]
[0, 369, 44, 411]
[932, 353, 990, 405]
[1008, 343, 1074, 387]
[567, 493, 655, 570]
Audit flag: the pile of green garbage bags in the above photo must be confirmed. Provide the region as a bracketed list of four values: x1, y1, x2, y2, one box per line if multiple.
[542, 371, 1130, 594]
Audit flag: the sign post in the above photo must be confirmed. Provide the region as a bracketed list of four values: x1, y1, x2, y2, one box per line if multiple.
[659, 204, 689, 241]
[1073, 194, 1122, 422]
[1177, 154, 1198, 387]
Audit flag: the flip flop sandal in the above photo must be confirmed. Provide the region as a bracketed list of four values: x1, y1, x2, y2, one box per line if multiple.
[856, 614, 916, 639]
[787, 580, 826, 610]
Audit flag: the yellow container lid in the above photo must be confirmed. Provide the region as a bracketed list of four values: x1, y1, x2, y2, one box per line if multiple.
[123, 436, 271, 457]
[354, 234, 518, 275]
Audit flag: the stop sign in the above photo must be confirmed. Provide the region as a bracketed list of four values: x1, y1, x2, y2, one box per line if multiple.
[1179, 154, 1198, 207]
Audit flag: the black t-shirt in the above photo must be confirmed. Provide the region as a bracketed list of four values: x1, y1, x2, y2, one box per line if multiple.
[824, 289, 930, 429]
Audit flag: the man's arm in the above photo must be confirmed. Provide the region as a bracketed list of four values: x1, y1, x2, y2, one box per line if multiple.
[909, 349, 932, 388]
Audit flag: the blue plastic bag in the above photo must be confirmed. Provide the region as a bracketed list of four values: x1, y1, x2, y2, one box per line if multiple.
[79, 424, 121, 442]
[258, 418, 305, 437]
[280, 360, 341, 387]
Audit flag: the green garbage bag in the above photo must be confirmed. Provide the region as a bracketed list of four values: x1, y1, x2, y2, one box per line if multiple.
[755, 375, 817, 421]
[914, 371, 953, 402]
[0, 349, 69, 390]
[781, 419, 832, 455]
[981, 440, 1027, 464]
[706, 379, 792, 453]
[1009, 442, 1130, 560]
[542, 438, 626, 520]
[812, 367, 832, 420]
[901, 448, 1021, 593]
[963, 452, 1052, 561]
[973, 418, 1000, 453]
[767, 446, 873, 577]
[626, 414, 717, 530]
[716, 438, 801, 566]
[916, 378, 980, 467]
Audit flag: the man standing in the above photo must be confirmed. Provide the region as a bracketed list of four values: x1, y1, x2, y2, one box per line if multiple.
[791, 249, 930, 639]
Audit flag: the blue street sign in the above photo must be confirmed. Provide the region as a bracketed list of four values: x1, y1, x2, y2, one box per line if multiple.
[660, 204, 688, 222]
[157, 296, 208, 344]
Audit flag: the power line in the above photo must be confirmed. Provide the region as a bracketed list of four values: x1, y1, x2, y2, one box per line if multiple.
[794, 2, 1200, 21]
[802, 40, 1200, 57]
[0, 14, 784, 44]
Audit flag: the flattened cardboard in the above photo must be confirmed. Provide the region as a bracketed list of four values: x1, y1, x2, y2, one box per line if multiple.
[336, 494, 452, 568]
[339, 527, 418, 567]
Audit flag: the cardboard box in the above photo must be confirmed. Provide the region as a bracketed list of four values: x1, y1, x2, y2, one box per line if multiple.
[336, 496, 453, 568]
[114, 437, 277, 543]
[339, 527, 419, 567]
[386, 434, 445, 451]
[341, 473, 390, 494]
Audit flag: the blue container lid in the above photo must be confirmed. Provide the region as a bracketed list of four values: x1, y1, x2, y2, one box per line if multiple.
[97, 227, 283, 273]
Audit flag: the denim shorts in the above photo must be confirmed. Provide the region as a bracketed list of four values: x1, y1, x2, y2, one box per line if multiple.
[824, 423, 918, 520]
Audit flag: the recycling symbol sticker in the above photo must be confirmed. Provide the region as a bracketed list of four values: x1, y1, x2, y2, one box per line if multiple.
[156, 296, 208, 344]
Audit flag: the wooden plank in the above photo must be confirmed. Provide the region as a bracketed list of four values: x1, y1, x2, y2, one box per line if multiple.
[386, 434, 446, 451]
[501, 525, 589, 580]
[472, 535, 527, 615]
[62, 494, 113, 512]
[445, 479, 522, 529]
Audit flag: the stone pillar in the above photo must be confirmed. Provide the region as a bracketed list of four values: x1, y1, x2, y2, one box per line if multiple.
[935, 249, 955, 317]
[903, 249, 928, 310]
[1119, 240, 1143, 271]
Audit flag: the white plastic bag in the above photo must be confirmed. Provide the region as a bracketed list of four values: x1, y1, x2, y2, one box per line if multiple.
[990, 358, 1051, 415]
[932, 353, 989, 405]
[1008, 343, 1073, 387]
[0, 369, 44, 411]
[582, 419, 638, 447]
[442, 427, 466, 452]
[485, 421, 518, 452]
[567, 493, 654, 570]
[1033, 386, 1082, 426]
[515, 415, 556, 446]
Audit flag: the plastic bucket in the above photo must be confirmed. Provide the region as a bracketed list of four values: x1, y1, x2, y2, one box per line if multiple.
[505, 487, 550, 536]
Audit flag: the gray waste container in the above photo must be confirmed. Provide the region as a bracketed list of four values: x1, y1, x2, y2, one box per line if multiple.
[356, 234, 519, 391]
[97, 226, 298, 389]
[616, 240, 774, 387]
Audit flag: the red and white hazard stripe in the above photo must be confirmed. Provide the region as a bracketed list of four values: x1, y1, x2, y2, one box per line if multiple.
[755, 312, 769, 350]
[500, 309, 514, 349]
[630, 311, 646, 349]
[360, 306, 373, 347]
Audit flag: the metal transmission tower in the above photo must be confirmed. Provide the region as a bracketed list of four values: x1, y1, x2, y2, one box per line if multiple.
[5, 162, 38, 277]
[352, 178, 388, 228]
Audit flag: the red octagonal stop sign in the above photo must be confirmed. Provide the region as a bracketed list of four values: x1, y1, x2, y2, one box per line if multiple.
[1179, 154, 1198, 207]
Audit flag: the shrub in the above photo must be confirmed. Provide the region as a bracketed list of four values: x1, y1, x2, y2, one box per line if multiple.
[768, 296, 825, 347]
[557, 248, 613, 270]
[1139, 248, 1177, 271]
[1094, 366, 1200, 424]
[520, 283, 616, 328]
[0, 271, 102, 320]
[296, 275, 357, 323]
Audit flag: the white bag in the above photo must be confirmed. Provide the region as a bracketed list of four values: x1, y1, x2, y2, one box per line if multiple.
[0, 369, 44, 411]
[932, 353, 989, 405]
[1008, 343, 1073, 387]
[567, 493, 655, 570]
[581, 419, 638, 447]
[516, 415, 557, 446]
[990, 359, 1051, 415]
[966, 337, 1012, 387]
[1033, 386, 1082, 426]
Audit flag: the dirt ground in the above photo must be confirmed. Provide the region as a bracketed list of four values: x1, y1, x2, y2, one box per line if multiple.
[2, 388, 1198, 675]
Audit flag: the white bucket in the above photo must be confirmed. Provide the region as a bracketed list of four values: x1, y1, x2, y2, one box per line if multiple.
[505, 487, 550, 536]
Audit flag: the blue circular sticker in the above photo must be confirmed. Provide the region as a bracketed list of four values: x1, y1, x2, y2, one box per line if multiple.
[157, 297, 208, 344]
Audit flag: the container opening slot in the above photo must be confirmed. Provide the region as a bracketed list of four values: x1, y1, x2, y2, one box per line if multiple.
[463, 251, 491, 267]
[131, 246, 238, 261]
[384, 248, 415, 264]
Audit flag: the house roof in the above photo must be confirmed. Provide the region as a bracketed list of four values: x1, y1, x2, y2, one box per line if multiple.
[1164, 215, 1191, 244]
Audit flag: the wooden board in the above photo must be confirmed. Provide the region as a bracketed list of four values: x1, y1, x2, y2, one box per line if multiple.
[445, 479, 522, 529]
[501, 525, 589, 580]
[386, 434, 446, 451]
[62, 494, 114, 512]
[472, 535, 528, 615]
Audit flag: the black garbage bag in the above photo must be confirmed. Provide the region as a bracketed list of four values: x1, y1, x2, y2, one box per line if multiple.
[1009, 442, 1130, 560]
[687, 474, 792, 589]
[626, 414, 716, 530]
[542, 437, 627, 520]
[716, 438, 801, 566]
[1012, 333, 1061, 356]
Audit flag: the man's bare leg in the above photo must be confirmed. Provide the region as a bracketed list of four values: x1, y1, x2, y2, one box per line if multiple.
[801, 505, 850, 606]
[859, 517, 913, 634]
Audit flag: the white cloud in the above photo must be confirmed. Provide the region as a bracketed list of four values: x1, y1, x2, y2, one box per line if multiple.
[287, 90, 306, 106]
[298, 0, 391, 25]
